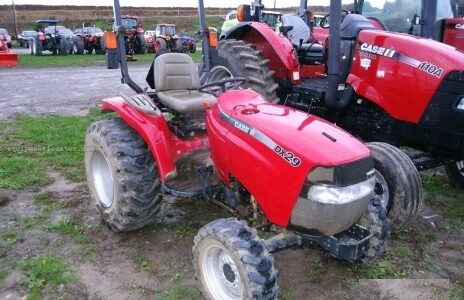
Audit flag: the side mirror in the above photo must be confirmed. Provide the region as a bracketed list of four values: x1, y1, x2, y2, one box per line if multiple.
[412, 14, 421, 25]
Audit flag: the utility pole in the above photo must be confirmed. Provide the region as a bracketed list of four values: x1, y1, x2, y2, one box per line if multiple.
[12, 0, 19, 38]
[273, 0, 276, 10]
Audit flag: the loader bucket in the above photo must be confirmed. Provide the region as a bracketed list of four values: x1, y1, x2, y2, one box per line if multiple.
[0, 53, 18, 67]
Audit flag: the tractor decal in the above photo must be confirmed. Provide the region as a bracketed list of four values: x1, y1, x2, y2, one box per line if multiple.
[418, 62, 443, 78]
[359, 43, 396, 58]
[219, 109, 302, 167]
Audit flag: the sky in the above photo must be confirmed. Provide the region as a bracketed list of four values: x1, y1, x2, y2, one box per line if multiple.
[0, 0, 339, 8]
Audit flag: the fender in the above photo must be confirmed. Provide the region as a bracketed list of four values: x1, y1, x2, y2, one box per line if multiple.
[101, 97, 210, 183]
[224, 22, 301, 84]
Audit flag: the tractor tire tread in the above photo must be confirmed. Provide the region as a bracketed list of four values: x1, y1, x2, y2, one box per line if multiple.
[85, 119, 162, 232]
[193, 218, 278, 300]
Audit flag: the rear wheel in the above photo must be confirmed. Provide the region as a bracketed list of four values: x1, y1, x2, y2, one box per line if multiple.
[58, 38, 71, 55]
[155, 38, 167, 52]
[212, 39, 279, 103]
[72, 38, 85, 55]
[33, 38, 42, 55]
[190, 44, 196, 53]
[135, 34, 147, 54]
[366, 142, 423, 231]
[175, 39, 184, 53]
[85, 119, 162, 232]
[445, 160, 464, 188]
[96, 37, 106, 54]
[193, 218, 278, 300]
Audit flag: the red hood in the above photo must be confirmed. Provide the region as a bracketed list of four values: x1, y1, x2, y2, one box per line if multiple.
[217, 89, 370, 167]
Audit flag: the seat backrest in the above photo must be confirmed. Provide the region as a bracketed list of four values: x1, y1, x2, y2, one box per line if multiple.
[340, 14, 376, 39]
[154, 53, 200, 91]
[281, 15, 310, 46]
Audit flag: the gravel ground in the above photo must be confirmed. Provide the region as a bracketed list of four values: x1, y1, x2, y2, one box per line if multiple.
[0, 65, 151, 121]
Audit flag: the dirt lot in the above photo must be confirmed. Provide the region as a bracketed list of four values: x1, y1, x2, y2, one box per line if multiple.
[0, 66, 463, 300]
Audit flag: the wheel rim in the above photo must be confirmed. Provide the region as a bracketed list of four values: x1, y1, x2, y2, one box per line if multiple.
[91, 150, 114, 208]
[73, 44, 77, 53]
[201, 240, 243, 300]
[456, 160, 464, 177]
[208, 65, 233, 83]
[373, 170, 389, 210]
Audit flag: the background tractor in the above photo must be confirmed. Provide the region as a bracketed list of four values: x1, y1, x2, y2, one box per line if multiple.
[0, 34, 18, 67]
[120, 15, 147, 55]
[31, 20, 78, 56]
[74, 26, 106, 54]
[196, 0, 464, 231]
[152, 23, 183, 53]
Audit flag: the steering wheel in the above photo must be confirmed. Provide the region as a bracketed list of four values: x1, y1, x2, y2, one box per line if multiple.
[319, 10, 349, 29]
[199, 77, 247, 97]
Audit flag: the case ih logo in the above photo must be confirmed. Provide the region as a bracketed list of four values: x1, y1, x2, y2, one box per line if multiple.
[360, 43, 396, 58]
[455, 24, 464, 29]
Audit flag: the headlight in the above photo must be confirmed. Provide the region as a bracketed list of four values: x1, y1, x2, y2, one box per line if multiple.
[307, 177, 375, 204]
[457, 97, 464, 110]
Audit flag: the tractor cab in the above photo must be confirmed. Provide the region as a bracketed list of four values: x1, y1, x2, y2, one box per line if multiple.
[155, 24, 177, 38]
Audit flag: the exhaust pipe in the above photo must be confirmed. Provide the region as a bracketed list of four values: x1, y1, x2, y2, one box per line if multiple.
[325, 0, 346, 109]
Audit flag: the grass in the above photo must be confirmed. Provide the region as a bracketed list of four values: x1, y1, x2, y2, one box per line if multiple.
[155, 284, 202, 300]
[422, 173, 464, 222]
[307, 258, 326, 282]
[18, 51, 202, 68]
[2, 228, 21, 247]
[0, 157, 49, 189]
[350, 258, 407, 279]
[0, 260, 7, 284]
[0, 108, 110, 188]
[449, 282, 464, 300]
[18, 253, 73, 300]
[46, 217, 91, 245]
[128, 249, 151, 272]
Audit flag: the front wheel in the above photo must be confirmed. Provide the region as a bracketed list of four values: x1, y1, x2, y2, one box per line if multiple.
[85, 119, 162, 232]
[445, 160, 464, 188]
[366, 142, 423, 231]
[357, 199, 390, 264]
[193, 218, 278, 300]
[72, 38, 85, 55]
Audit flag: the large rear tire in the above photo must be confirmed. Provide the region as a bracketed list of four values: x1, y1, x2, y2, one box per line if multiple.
[212, 39, 279, 103]
[85, 119, 162, 232]
[58, 38, 71, 55]
[135, 34, 147, 54]
[445, 160, 464, 188]
[33, 38, 42, 56]
[366, 142, 423, 231]
[193, 218, 278, 300]
[175, 39, 184, 53]
[72, 38, 85, 55]
[96, 37, 106, 54]
[155, 38, 167, 53]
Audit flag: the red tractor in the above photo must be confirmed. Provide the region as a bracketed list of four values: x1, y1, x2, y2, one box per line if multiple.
[152, 23, 184, 53]
[349, 0, 463, 50]
[197, 0, 464, 231]
[120, 15, 146, 55]
[74, 26, 106, 54]
[86, 1, 406, 298]
[0, 35, 18, 67]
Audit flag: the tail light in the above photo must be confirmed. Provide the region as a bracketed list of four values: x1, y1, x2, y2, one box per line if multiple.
[209, 32, 218, 48]
[105, 32, 117, 49]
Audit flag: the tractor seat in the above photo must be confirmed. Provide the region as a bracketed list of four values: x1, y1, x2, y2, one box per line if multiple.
[154, 53, 216, 113]
[298, 43, 325, 65]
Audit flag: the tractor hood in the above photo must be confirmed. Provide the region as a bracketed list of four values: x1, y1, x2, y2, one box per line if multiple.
[216, 89, 369, 167]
